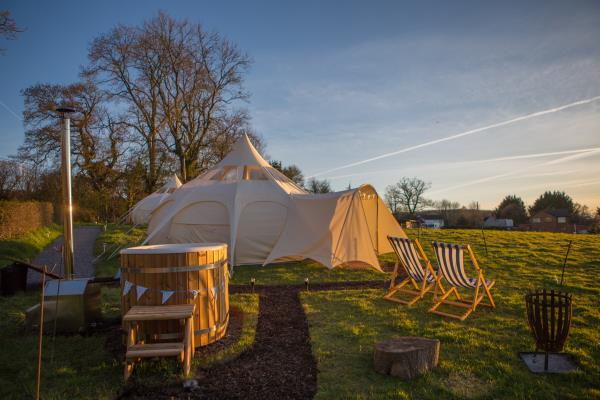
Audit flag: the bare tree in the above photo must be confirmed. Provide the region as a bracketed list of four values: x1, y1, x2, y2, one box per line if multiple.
[150, 13, 253, 180]
[434, 198, 461, 226]
[0, 160, 20, 198]
[87, 12, 253, 184]
[384, 184, 402, 214]
[0, 10, 23, 53]
[86, 22, 166, 192]
[390, 177, 431, 214]
[19, 81, 127, 218]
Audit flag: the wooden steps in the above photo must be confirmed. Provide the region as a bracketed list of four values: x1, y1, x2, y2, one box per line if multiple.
[126, 342, 184, 358]
[123, 304, 196, 321]
[123, 305, 195, 380]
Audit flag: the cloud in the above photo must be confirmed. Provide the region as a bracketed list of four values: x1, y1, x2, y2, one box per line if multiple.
[324, 147, 598, 181]
[428, 149, 600, 196]
[307, 98, 600, 178]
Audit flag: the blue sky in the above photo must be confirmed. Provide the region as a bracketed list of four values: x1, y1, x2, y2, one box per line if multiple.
[1, 0, 599, 209]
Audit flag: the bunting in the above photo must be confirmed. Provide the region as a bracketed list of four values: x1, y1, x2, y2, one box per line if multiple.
[120, 279, 223, 302]
[123, 280, 133, 296]
[136, 285, 148, 300]
[161, 290, 175, 304]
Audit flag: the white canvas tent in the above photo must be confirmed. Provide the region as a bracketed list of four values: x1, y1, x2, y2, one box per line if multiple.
[144, 135, 406, 270]
[130, 174, 182, 225]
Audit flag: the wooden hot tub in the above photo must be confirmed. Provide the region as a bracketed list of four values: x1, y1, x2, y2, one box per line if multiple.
[120, 243, 229, 347]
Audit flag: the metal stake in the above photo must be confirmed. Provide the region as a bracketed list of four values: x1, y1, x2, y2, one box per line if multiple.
[36, 266, 47, 400]
[560, 240, 572, 286]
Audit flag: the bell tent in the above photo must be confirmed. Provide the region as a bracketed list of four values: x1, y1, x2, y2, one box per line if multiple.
[144, 135, 406, 270]
[130, 174, 182, 225]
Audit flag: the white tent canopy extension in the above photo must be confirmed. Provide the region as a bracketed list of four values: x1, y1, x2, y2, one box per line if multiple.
[144, 134, 406, 270]
[130, 174, 182, 225]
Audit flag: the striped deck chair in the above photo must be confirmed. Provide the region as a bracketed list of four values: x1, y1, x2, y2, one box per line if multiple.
[385, 236, 445, 306]
[429, 241, 495, 321]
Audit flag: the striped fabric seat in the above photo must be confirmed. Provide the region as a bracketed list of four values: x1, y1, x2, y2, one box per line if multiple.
[389, 236, 435, 283]
[432, 242, 491, 288]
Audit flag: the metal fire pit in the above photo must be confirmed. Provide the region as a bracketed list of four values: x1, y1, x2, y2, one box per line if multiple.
[521, 288, 576, 372]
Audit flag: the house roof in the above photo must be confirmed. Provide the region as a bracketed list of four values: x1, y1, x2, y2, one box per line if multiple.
[538, 208, 570, 218]
[418, 214, 444, 220]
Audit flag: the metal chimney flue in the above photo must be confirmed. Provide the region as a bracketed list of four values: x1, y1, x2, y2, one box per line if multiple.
[55, 106, 76, 280]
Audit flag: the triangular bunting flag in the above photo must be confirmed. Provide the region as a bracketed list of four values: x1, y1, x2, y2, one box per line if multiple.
[191, 289, 199, 299]
[161, 290, 175, 304]
[136, 285, 148, 300]
[211, 286, 217, 299]
[123, 280, 133, 296]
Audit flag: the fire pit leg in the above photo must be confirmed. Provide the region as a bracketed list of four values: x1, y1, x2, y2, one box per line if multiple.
[544, 351, 549, 371]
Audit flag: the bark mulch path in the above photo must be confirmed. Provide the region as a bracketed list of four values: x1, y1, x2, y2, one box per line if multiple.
[117, 280, 387, 400]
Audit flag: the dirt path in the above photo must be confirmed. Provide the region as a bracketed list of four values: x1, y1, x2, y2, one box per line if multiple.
[119, 281, 386, 399]
[27, 226, 101, 286]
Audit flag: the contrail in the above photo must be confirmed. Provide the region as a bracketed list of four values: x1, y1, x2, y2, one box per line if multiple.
[0, 101, 22, 121]
[428, 148, 600, 196]
[308, 95, 600, 178]
[325, 147, 600, 181]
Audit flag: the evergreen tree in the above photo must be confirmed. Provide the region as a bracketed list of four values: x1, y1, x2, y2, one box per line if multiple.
[494, 195, 528, 225]
[528, 191, 574, 215]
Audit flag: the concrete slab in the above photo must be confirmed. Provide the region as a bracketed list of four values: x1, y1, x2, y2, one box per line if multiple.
[519, 352, 578, 373]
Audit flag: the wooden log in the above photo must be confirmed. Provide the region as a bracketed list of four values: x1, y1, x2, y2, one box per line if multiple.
[373, 337, 440, 379]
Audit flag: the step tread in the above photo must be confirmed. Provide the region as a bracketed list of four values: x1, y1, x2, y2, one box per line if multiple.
[126, 342, 185, 358]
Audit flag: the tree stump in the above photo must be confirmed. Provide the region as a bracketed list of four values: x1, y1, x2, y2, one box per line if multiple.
[373, 337, 440, 379]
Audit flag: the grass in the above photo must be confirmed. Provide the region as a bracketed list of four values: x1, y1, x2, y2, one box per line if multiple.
[93, 224, 146, 277]
[301, 229, 600, 399]
[231, 259, 389, 286]
[0, 224, 259, 400]
[3, 224, 599, 399]
[0, 290, 121, 400]
[120, 293, 259, 390]
[0, 224, 62, 268]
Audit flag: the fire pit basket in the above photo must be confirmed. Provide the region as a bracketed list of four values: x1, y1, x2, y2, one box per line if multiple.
[524, 288, 572, 370]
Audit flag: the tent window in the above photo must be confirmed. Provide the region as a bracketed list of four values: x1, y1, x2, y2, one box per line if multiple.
[243, 166, 268, 181]
[222, 166, 238, 181]
[209, 166, 239, 181]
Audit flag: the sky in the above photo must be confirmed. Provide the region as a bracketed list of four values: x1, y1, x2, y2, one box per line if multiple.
[1, 0, 599, 209]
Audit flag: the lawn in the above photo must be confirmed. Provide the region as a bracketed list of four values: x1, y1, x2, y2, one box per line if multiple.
[1, 225, 599, 399]
[231, 259, 388, 286]
[93, 224, 147, 278]
[0, 224, 62, 267]
[0, 224, 259, 400]
[301, 229, 600, 399]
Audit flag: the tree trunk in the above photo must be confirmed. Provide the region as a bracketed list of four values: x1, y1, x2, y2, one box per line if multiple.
[373, 337, 440, 379]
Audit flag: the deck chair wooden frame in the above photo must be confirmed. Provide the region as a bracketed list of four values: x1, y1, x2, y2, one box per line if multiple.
[429, 242, 495, 321]
[385, 236, 445, 306]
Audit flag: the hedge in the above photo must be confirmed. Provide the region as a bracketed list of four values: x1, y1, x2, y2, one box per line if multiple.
[0, 201, 55, 240]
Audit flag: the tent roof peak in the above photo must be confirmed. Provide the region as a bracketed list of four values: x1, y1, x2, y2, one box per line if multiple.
[216, 134, 269, 168]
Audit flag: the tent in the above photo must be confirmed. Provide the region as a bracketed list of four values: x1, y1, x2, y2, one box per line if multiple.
[144, 135, 406, 270]
[130, 174, 182, 225]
